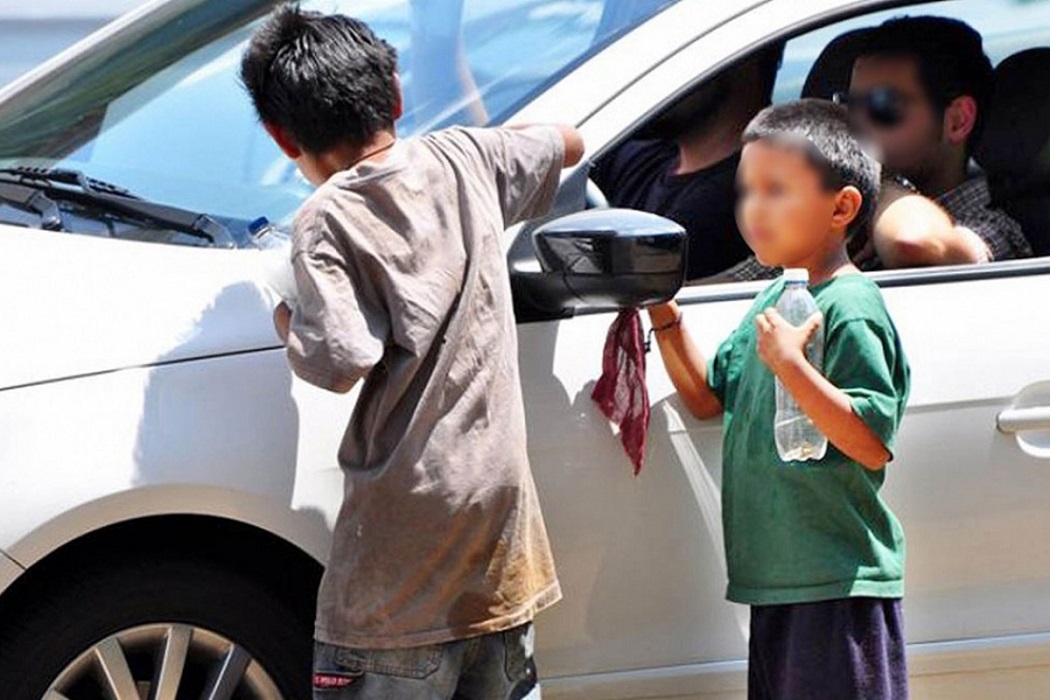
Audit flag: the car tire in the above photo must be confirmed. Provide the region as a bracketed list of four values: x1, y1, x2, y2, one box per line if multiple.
[0, 555, 313, 699]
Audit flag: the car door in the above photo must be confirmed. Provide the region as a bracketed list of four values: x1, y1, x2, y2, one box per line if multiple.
[511, 0, 1050, 698]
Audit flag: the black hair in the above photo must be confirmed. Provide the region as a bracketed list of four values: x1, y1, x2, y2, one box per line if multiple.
[240, 3, 399, 154]
[858, 16, 993, 153]
[742, 99, 882, 237]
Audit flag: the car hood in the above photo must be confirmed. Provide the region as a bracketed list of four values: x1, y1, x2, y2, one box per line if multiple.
[0, 224, 280, 390]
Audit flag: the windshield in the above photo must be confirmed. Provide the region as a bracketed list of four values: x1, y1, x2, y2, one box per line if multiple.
[0, 0, 679, 237]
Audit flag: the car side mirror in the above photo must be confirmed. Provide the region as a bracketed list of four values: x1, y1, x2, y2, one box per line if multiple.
[529, 209, 687, 312]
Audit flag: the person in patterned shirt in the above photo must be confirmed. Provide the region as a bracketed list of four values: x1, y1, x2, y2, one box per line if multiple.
[719, 16, 1031, 283]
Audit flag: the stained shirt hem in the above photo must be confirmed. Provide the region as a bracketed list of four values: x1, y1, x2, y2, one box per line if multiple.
[314, 581, 562, 650]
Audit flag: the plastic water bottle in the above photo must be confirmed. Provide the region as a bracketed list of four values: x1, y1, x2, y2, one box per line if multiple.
[249, 216, 289, 250]
[249, 217, 298, 304]
[774, 268, 827, 462]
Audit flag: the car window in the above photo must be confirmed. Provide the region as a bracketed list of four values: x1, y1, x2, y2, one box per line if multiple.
[773, 0, 1050, 103]
[771, 0, 1050, 267]
[0, 0, 680, 246]
[594, 0, 1050, 287]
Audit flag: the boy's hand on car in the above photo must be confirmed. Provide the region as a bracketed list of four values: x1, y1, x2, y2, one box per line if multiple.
[273, 302, 292, 345]
[754, 308, 823, 375]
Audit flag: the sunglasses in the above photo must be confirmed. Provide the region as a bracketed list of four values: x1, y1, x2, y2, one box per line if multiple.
[832, 87, 915, 128]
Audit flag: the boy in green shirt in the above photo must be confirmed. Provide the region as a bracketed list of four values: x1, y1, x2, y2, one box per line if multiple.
[648, 99, 911, 699]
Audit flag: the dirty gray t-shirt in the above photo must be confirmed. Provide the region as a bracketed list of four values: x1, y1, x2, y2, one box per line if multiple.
[286, 126, 564, 649]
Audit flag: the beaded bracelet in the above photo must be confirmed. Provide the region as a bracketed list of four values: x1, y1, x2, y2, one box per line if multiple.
[646, 310, 683, 352]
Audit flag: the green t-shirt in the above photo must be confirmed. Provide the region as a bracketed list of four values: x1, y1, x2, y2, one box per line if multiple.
[708, 273, 911, 606]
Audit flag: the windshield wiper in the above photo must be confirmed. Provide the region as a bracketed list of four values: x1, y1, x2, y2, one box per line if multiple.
[0, 166, 140, 198]
[0, 166, 235, 247]
[0, 181, 63, 230]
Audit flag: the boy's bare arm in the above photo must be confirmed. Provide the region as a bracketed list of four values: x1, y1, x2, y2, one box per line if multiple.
[647, 302, 723, 420]
[755, 309, 890, 470]
[554, 125, 585, 167]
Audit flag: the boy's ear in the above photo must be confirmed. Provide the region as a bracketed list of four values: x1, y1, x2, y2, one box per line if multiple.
[264, 122, 303, 160]
[392, 73, 405, 121]
[832, 185, 864, 231]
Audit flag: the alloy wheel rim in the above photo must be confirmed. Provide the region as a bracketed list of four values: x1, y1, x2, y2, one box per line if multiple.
[45, 623, 284, 700]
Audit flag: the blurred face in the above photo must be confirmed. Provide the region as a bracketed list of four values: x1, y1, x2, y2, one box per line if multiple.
[736, 140, 843, 267]
[263, 122, 328, 186]
[847, 55, 944, 179]
[288, 153, 327, 187]
[635, 74, 730, 140]
[635, 48, 777, 141]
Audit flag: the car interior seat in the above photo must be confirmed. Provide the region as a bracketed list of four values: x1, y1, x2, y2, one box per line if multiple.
[975, 48, 1050, 257]
[800, 28, 872, 100]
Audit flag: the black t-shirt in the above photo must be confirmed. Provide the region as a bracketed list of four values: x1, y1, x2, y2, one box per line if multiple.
[591, 140, 750, 280]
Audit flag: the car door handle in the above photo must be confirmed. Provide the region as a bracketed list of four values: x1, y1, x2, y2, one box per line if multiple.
[997, 406, 1050, 433]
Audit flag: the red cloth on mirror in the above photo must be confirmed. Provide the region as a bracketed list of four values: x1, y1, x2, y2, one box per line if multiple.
[591, 308, 650, 475]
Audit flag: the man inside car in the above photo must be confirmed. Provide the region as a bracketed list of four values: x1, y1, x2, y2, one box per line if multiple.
[590, 45, 784, 280]
[722, 16, 1031, 282]
[845, 15, 1030, 268]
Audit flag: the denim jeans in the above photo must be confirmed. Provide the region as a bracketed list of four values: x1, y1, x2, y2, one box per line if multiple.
[312, 622, 541, 700]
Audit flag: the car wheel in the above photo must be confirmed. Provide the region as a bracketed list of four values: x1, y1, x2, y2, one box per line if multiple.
[0, 556, 312, 700]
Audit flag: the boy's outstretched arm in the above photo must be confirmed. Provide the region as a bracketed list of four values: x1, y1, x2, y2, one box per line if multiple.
[647, 302, 723, 420]
[554, 125, 585, 168]
[755, 309, 890, 471]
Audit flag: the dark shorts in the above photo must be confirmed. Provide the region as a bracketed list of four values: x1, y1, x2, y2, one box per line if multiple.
[748, 597, 908, 700]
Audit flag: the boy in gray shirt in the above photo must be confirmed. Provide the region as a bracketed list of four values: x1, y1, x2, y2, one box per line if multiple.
[241, 6, 583, 698]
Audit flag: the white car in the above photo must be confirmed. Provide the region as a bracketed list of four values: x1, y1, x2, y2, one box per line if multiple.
[1, 0, 1049, 698]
